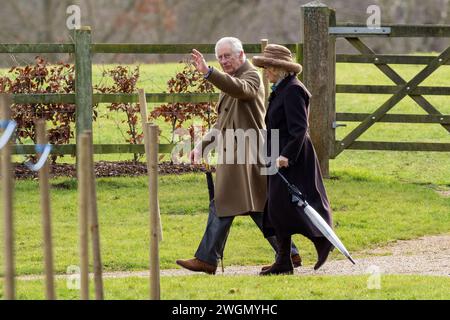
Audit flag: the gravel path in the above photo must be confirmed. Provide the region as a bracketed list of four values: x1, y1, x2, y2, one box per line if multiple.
[18, 234, 449, 281]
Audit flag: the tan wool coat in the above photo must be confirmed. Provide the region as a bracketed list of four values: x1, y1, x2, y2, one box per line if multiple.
[201, 60, 267, 217]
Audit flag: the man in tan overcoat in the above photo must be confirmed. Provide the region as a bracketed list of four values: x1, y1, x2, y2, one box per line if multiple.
[176, 37, 300, 274]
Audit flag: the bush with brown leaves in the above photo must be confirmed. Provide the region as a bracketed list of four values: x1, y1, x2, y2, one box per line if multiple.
[150, 61, 217, 144]
[0, 56, 80, 162]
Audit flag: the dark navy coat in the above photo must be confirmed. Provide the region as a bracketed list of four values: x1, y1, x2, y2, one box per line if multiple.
[263, 74, 333, 241]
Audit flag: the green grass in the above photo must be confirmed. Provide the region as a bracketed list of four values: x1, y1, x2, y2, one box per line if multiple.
[1, 170, 449, 277]
[332, 151, 450, 185]
[2, 275, 449, 300]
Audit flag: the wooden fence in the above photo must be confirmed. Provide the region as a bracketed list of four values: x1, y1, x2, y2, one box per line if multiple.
[0, 27, 300, 157]
[1, 2, 449, 178]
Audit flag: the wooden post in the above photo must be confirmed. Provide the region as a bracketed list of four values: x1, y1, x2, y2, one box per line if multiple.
[75, 26, 93, 138]
[0, 95, 15, 300]
[36, 120, 56, 300]
[296, 43, 304, 82]
[78, 132, 90, 300]
[75, 25, 93, 300]
[328, 9, 337, 163]
[87, 132, 104, 300]
[302, 1, 336, 178]
[148, 124, 160, 300]
[260, 39, 270, 108]
[138, 89, 163, 242]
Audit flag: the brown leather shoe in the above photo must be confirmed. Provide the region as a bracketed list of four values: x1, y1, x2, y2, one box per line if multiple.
[261, 254, 302, 271]
[176, 258, 217, 275]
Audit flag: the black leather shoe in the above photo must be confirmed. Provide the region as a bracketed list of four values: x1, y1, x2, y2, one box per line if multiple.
[259, 262, 293, 276]
[260, 236, 293, 275]
[261, 254, 302, 271]
[313, 238, 334, 270]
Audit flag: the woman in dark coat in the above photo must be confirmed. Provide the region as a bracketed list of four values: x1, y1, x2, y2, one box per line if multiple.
[253, 44, 334, 275]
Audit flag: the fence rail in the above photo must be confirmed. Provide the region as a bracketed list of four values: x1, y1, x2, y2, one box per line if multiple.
[0, 44, 75, 53]
[336, 113, 450, 124]
[336, 141, 450, 152]
[11, 93, 220, 104]
[1, 36, 301, 157]
[12, 143, 174, 155]
[336, 85, 450, 95]
[337, 54, 450, 65]
[331, 24, 450, 37]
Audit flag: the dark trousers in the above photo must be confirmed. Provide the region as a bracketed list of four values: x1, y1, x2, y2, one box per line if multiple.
[195, 202, 299, 266]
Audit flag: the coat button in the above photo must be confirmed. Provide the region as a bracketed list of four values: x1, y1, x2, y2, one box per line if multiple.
[224, 108, 229, 112]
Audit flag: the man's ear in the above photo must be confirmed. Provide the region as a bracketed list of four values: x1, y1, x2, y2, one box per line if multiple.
[239, 50, 245, 61]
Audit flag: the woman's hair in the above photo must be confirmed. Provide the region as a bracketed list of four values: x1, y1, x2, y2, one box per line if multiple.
[268, 66, 294, 82]
[215, 37, 246, 61]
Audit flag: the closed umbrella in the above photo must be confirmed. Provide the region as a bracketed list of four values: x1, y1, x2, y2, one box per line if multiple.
[277, 170, 356, 265]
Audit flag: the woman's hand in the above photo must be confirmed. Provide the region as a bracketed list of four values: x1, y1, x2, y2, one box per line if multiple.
[276, 155, 289, 168]
[191, 49, 209, 75]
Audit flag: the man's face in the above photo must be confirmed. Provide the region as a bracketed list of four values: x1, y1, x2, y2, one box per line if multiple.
[216, 44, 243, 75]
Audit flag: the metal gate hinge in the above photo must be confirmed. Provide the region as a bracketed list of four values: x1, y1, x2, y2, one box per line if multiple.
[332, 122, 347, 129]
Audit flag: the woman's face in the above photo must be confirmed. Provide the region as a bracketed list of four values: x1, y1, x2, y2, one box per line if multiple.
[263, 66, 280, 83]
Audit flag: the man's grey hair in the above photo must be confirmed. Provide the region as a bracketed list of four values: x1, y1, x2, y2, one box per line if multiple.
[215, 37, 246, 61]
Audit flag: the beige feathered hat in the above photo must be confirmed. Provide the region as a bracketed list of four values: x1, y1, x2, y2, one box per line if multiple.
[252, 44, 302, 74]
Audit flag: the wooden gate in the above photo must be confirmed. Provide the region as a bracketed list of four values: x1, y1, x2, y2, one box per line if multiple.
[302, 3, 450, 177]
